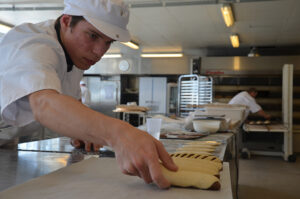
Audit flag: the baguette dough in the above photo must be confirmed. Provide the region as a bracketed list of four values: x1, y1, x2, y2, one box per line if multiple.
[161, 165, 220, 190]
[173, 150, 212, 156]
[176, 147, 215, 153]
[181, 144, 217, 149]
[171, 153, 222, 163]
[171, 153, 223, 171]
[172, 158, 220, 177]
[185, 141, 221, 146]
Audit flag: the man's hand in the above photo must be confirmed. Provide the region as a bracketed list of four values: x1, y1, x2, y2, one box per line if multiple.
[109, 124, 178, 189]
[70, 139, 102, 152]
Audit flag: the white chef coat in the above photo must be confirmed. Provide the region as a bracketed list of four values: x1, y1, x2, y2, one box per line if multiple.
[0, 20, 84, 127]
[229, 91, 261, 117]
[80, 85, 91, 107]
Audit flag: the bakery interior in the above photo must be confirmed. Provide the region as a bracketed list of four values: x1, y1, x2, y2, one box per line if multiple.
[0, 0, 300, 199]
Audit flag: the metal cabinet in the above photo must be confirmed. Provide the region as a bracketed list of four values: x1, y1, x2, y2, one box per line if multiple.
[139, 77, 167, 114]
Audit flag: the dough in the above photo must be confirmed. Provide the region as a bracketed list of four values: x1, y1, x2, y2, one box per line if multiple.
[182, 144, 217, 149]
[161, 165, 220, 190]
[256, 120, 262, 125]
[171, 153, 223, 171]
[176, 147, 215, 153]
[264, 120, 271, 124]
[185, 141, 221, 146]
[172, 158, 220, 177]
[173, 150, 212, 156]
[171, 153, 222, 163]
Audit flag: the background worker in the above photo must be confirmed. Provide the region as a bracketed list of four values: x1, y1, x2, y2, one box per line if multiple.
[229, 88, 271, 120]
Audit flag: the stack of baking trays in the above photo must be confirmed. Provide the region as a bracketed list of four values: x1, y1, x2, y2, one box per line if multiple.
[161, 140, 223, 190]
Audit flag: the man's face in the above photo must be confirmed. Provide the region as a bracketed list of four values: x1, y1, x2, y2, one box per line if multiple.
[250, 91, 258, 98]
[60, 15, 115, 70]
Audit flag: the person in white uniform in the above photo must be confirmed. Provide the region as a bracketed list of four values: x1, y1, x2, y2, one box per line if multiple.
[229, 88, 271, 120]
[0, 0, 177, 189]
[80, 80, 91, 107]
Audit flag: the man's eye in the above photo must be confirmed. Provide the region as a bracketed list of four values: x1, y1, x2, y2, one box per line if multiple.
[89, 33, 98, 40]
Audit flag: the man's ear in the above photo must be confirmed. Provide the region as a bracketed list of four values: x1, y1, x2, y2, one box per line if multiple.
[60, 15, 72, 32]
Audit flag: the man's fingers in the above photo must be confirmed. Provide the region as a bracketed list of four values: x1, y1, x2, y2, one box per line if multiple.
[139, 165, 153, 184]
[70, 139, 84, 148]
[84, 141, 92, 152]
[122, 164, 140, 177]
[93, 144, 102, 151]
[155, 141, 178, 171]
[147, 160, 171, 189]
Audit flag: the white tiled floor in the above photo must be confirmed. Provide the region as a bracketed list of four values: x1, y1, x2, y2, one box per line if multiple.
[238, 155, 300, 199]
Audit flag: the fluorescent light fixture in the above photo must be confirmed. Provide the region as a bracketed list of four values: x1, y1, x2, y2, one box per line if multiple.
[0, 23, 12, 34]
[121, 41, 139, 50]
[230, 34, 239, 48]
[102, 54, 122, 58]
[221, 4, 234, 27]
[141, 53, 183, 58]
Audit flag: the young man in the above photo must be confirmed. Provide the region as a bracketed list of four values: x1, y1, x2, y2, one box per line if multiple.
[0, 0, 177, 189]
[229, 88, 271, 120]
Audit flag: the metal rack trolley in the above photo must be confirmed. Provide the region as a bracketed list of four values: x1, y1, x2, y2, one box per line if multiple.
[177, 75, 213, 117]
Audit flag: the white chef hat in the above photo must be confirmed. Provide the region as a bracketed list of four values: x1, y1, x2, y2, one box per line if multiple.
[63, 0, 130, 42]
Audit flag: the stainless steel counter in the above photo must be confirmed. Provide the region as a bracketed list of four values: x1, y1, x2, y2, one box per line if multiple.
[0, 132, 238, 198]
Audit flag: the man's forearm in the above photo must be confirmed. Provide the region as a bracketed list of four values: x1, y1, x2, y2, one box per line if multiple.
[28, 89, 126, 146]
[257, 109, 271, 119]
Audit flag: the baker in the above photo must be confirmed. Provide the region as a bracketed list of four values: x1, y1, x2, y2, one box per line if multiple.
[229, 88, 271, 120]
[0, 0, 177, 189]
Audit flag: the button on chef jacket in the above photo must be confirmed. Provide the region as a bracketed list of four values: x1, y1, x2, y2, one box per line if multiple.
[229, 91, 262, 118]
[0, 20, 84, 127]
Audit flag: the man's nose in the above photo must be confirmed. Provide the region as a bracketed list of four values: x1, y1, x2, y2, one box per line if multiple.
[93, 43, 106, 58]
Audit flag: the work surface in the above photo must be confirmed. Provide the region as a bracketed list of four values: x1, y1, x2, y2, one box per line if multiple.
[0, 132, 236, 198]
[0, 157, 232, 199]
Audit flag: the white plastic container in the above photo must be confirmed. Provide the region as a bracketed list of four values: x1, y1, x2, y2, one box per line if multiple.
[192, 120, 221, 133]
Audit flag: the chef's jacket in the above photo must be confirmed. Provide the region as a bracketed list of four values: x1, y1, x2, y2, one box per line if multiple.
[229, 91, 261, 117]
[0, 20, 84, 127]
[80, 85, 91, 107]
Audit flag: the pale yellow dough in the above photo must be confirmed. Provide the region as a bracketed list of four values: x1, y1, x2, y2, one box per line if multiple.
[173, 150, 212, 156]
[182, 144, 217, 149]
[176, 147, 215, 153]
[185, 141, 221, 146]
[172, 158, 219, 176]
[161, 165, 220, 190]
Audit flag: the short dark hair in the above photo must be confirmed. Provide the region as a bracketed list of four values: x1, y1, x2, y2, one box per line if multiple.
[69, 16, 85, 27]
[55, 15, 85, 28]
[247, 88, 257, 93]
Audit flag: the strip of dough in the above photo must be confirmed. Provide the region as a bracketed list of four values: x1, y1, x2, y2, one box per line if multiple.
[176, 147, 215, 153]
[172, 158, 220, 177]
[185, 141, 221, 146]
[173, 150, 212, 156]
[182, 144, 217, 149]
[171, 153, 222, 163]
[172, 157, 222, 171]
[161, 165, 221, 190]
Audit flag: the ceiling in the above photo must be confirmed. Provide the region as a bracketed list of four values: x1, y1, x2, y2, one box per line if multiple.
[0, 0, 299, 56]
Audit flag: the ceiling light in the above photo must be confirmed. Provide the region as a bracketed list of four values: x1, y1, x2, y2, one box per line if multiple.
[121, 41, 139, 50]
[102, 54, 122, 58]
[221, 4, 234, 27]
[141, 53, 183, 58]
[0, 23, 12, 34]
[230, 34, 239, 48]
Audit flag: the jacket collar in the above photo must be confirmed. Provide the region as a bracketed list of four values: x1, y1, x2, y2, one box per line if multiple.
[55, 19, 74, 72]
